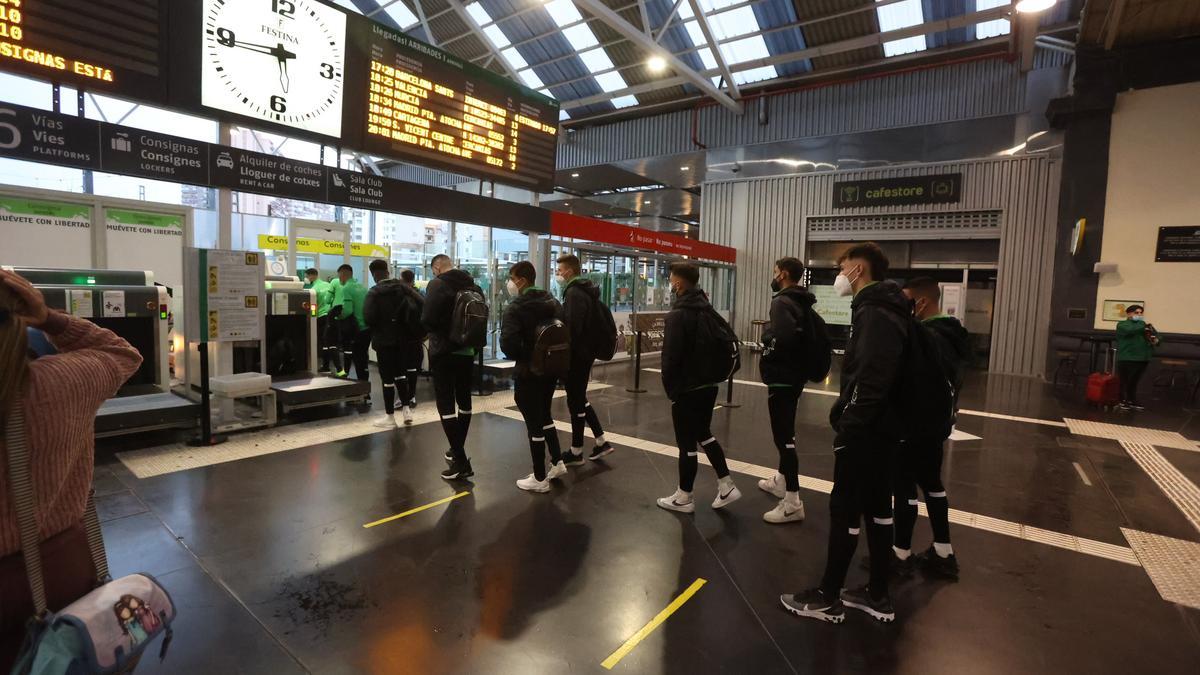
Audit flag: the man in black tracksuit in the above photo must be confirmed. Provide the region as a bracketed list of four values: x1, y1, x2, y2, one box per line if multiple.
[894, 276, 970, 578]
[397, 269, 424, 414]
[556, 254, 614, 464]
[757, 256, 816, 525]
[501, 261, 569, 493]
[422, 254, 483, 480]
[656, 262, 741, 514]
[782, 242, 907, 624]
[364, 259, 425, 429]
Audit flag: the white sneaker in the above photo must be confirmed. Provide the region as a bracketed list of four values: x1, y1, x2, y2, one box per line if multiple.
[516, 474, 551, 493]
[401, 406, 414, 425]
[546, 461, 568, 481]
[373, 414, 398, 428]
[757, 473, 786, 499]
[656, 489, 695, 513]
[763, 499, 805, 524]
[712, 483, 742, 510]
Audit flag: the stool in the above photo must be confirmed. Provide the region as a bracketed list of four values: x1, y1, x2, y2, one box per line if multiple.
[1053, 350, 1079, 388]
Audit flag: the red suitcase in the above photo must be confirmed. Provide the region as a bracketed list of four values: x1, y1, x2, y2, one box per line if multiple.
[1086, 372, 1120, 406]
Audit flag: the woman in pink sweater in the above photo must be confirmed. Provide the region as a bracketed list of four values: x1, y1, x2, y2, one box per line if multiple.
[0, 270, 143, 669]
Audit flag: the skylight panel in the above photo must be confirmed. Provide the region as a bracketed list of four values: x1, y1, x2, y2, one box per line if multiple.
[559, 109, 571, 121]
[876, 0, 927, 57]
[483, 24, 511, 48]
[562, 24, 601, 51]
[542, 0, 637, 105]
[677, 0, 777, 84]
[383, 3, 420, 29]
[520, 70, 546, 90]
[465, 2, 491, 26]
[545, 0, 585, 27]
[974, 0, 1011, 40]
[578, 48, 616, 74]
[611, 95, 638, 109]
[593, 71, 627, 93]
[502, 48, 529, 70]
[464, 2, 529, 73]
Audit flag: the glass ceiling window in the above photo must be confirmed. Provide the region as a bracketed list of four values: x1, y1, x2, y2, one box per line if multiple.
[330, 0, 419, 30]
[677, 0, 778, 86]
[543, 0, 638, 109]
[974, 0, 1011, 40]
[875, 0, 927, 57]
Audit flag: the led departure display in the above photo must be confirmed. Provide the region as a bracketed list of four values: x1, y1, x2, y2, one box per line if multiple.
[0, 0, 166, 100]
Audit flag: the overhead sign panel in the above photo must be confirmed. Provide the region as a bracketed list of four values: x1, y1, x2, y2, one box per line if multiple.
[833, 173, 962, 209]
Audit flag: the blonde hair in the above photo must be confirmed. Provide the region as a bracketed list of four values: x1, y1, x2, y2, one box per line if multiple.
[0, 283, 29, 427]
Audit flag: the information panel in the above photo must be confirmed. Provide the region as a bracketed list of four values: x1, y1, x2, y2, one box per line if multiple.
[0, 0, 166, 100]
[352, 18, 559, 192]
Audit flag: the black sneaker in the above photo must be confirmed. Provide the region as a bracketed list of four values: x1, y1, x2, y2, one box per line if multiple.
[588, 442, 615, 461]
[441, 460, 473, 481]
[562, 450, 585, 467]
[780, 589, 845, 624]
[859, 552, 915, 578]
[840, 586, 895, 623]
[444, 449, 455, 463]
[915, 546, 960, 580]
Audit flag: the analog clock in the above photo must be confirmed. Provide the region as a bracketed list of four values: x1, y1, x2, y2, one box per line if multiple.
[201, 0, 347, 138]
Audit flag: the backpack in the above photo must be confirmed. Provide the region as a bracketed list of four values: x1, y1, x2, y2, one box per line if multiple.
[450, 289, 488, 349]
[897, 316, 956, 441]
[803, 309, 832, 382]
[530, 318, 571, 378]
[694, 308, 741, 384]
[396, 293, 427, 343]
[589, 298, 618, 361]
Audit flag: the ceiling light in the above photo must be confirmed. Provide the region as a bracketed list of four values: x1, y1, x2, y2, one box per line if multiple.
[571, 172, 580, 178]
[1015, 0, 1056, 12]
[647, 56, 667, 73]
[644, 200, 651, 205]
[680, 166, 690, 171]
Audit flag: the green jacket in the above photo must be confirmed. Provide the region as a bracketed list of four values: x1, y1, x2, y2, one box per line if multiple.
[1115, 318, 1157, 362]
[333, 278, 368, 330]
[303, 278, 334, 318]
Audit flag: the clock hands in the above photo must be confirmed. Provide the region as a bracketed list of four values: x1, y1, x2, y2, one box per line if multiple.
[219, 34, 297, 94]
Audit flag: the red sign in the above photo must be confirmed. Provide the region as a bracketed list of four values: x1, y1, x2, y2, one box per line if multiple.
[550, 213, 736, 263]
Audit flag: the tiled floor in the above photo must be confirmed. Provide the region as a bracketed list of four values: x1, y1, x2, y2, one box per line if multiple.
[89, 358, 1200, 674]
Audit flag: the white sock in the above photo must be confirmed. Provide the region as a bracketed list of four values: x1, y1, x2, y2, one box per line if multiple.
[594, 435, 607, 446]
[674, 488, 693, 503]
[571, 446, 583, 454]
[933, 542, 954, 558]
[717, 476, 735, 491]
[784, 491, 801, 505]
[893, 546, 912, 560]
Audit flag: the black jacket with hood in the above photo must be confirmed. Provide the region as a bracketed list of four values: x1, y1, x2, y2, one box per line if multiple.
[925, 315, 971, 409]
[364, 278, 425, 350]
[829, 281, 911, 449]
[421, 268, 483, 358]
[500, 288, 564, 378]
[759, 285, 817, 387]
[562, 277, 601, 363]
[661, 286, 719, 401]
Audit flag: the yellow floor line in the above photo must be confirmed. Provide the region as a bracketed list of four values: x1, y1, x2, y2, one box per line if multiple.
[362, 491, 470, 529]
[601, 578, 707, 670]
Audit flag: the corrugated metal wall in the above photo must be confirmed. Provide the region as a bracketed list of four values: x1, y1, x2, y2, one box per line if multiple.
[703, 156, 1061, 378]
[559, 57, 1037, 168]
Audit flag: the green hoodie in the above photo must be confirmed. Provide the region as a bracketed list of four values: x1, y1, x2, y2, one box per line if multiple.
[334, 277, 368, 330]
[1115, 318, 1157, 362]
[304, 278, 334, 318]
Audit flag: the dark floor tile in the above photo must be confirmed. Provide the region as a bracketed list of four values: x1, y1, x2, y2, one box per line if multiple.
[101, 512, 197, 578]
[96, 490, 149, 523]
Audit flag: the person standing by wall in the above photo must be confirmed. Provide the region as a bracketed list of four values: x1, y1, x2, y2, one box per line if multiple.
[757, 257, 815, 525]
[303, 268, 335, 373]
[1115, 304, 1159, 410]
[656, 262, 741, 514]
[364, 260, 425, 428]
[555, 254, 614, 464]
[781, 242, 907, 624]
[501, 261, 569, 493]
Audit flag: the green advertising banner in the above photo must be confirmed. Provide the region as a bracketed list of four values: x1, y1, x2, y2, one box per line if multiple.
[0, 195, 93, 268]
[105, 208, 184, 232]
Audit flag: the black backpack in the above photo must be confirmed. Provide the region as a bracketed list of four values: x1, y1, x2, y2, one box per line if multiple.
[589, 299, 618, 361]
[694, 308, 741, 384]
[396, 293, 427, 344]
[897, 316, 956, 441]
[530, 318, 571, 378]
[803, 309, 832, 382]
[450, 289, 489, 349]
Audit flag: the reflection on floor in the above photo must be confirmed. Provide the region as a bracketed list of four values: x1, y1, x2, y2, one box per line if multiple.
[93, 360, 1200, 674]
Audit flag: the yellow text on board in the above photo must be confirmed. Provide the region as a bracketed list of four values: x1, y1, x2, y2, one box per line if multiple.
[258, 235, 391, 259]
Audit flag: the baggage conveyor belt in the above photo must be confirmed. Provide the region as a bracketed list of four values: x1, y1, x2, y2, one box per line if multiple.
[271, 374, 371, 413]
[96, 391, 199, 438]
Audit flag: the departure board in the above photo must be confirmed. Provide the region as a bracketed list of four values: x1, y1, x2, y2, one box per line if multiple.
[0, 0, 166, 100]
[351, 18, 559, 192]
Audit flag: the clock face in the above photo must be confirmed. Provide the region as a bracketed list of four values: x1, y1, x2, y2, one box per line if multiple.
[201, 0, 346, 138]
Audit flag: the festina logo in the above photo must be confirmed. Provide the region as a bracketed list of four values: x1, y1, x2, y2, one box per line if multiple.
[261, 25, 299, 44]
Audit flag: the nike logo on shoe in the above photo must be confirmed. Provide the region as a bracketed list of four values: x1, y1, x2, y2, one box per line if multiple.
[719, 490, 735, 500]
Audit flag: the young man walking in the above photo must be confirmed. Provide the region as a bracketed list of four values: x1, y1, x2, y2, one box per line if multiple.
[397, 269, 424, 413]
[781, 242, 907, 624]
[364, 259, 425, 428]
[422, 254, 484, 480]
[303, 268, 335, 373]
[757, 257, 816, 524]
[333, 264, 369, 386]
[892, 277, 970, 578]
[656, 262, 741, 514]
[556, 254, 614, 464]
[500, 261, 569, 493]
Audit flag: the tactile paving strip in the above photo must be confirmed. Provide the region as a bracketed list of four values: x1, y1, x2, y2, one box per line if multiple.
[1121, 528, 1200, 610]
[489, 409, 1140, 566]
[118, 384, 611, 479]
[1067, 419, 1199, 451]
[1120, 441, 1200, 535]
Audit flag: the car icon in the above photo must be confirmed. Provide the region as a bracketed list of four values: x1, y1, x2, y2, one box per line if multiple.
[216, 152, 235, 170]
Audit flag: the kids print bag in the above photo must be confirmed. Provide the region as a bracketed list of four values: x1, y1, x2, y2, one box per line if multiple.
[5, 397, 176, 675]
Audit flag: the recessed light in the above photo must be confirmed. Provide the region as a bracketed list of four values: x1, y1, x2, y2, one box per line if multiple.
[1015, 0, 1056, 12]
[647, 56, 667, 73]
[644, 200, 651, 205]
[571, 172, 580, 178]
[680, 166, 689, 171]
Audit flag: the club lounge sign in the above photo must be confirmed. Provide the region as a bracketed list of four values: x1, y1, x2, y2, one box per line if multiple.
[832, 173, 962, 208]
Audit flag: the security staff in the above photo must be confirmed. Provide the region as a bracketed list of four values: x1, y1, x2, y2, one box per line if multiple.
[303, 268, 335, 373]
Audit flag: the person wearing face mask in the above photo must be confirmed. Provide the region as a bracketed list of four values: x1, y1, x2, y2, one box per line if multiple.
[422, 254, 486, 480]
[656, 262, 741, 514]
[757, 257, 817, 524]
[1115, 304, 1159, 410]
[555, 254, 614, 464]
[500, 261, 570, 492]
[333, 264, 369, 386]
[888, 277, 971, 579]
[781, 242, 907, 624]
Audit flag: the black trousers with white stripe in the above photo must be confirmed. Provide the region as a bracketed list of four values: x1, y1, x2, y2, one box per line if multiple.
[670, 386, 731, 492]
[893, 437, 951, 550]
[820, 443, 895, 600]
[515, 375, 563, 481]
[768, 385, 801, 492]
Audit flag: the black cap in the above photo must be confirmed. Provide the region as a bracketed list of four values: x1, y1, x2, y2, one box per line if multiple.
[1125, 304, 1144, 314]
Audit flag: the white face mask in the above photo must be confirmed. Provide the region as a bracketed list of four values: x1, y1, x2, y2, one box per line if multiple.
[506, 279, 519, 297]
[833, 273, 854, 297]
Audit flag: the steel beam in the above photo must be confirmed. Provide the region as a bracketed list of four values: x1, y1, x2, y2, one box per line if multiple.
[655, 0, 687, 43]
[573, 0, 743, 114]
[442, 0, 519, 78]
[412, 0, 438, 46]
[686, 0, 741, 98]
